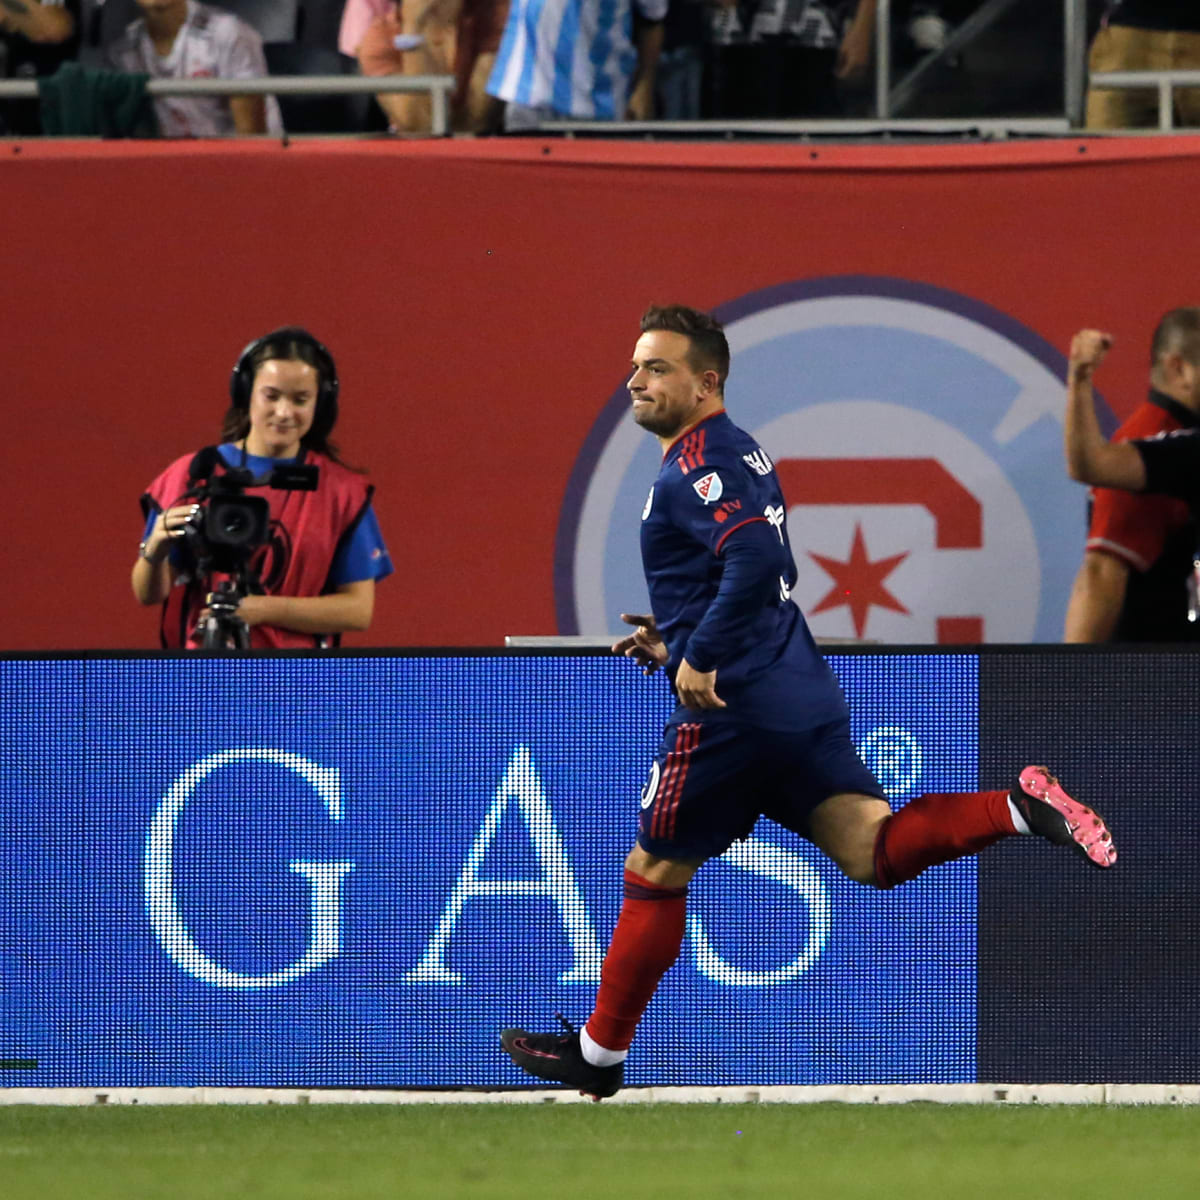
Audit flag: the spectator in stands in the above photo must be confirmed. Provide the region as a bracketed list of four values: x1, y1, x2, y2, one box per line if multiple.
[353, 0, 506, 133]
[105, 0, 283, 135]
[655, 0, 707, 119]
[487, 0, 665, 127]
[708, 0, 875, 119]
[0, 0, 79, 135]
[1086, 0, 1200, 128]
[338, 0, 385, 56]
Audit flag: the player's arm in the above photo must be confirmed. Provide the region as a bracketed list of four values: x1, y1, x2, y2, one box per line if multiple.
[1063, 550, 1129, 642]
[0, 0, 75, 41]
[1064, 329, 1147, 491]
[679, 519, 780, 709]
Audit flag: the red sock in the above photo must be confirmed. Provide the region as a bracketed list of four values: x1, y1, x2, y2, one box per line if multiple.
[874, 789, 1015, 889]
[585, 869, 687, 1052]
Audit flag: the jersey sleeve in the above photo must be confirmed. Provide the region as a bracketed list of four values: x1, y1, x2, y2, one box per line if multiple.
[1133, 430, 1200, 502]
[1086, 481, 1186, 573]
[328, 501, 393, 585]
[663, 456, 769, 556]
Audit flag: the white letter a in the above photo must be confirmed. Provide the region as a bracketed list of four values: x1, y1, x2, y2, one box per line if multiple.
[404, 745, 603, 984]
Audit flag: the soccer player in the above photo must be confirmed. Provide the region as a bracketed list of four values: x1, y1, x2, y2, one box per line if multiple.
[500, 305, 1116, 1101]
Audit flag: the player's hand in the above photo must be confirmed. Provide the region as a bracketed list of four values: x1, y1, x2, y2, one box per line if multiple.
[612, 612, 668, 675]
[1069, 330, 1113, 380]
[675, 658, 725, 709]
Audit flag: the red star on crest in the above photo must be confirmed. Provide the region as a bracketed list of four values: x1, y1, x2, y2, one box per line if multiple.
[808, 524, 909, 638]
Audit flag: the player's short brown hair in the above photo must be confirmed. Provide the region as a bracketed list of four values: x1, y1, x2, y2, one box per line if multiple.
[641, 305, 731, 390]
[1150, 307, 1200, 369]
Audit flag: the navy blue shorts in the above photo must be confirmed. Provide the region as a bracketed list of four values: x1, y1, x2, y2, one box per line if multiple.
[637, 715, 886, 862]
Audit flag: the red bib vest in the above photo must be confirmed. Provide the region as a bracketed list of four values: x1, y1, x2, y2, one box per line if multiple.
[143, 447, 373, 649]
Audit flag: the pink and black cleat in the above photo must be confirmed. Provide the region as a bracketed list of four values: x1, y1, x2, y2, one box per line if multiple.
[1012, 766, 1117, 869]
[500, 1015, 623, 1101]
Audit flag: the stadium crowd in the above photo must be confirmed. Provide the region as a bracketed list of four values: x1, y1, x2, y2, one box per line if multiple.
[6, 1, 1195, 136]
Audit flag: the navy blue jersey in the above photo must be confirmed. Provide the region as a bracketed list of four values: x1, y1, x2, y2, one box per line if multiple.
[640, 410, 849, 731]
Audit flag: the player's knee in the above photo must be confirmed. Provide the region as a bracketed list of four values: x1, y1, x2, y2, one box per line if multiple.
[808, 794, 890, 887]
[831, 852, 881, 888]
[624, 844, 700, 888]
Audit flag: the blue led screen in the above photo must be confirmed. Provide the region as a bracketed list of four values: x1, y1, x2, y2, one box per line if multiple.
[0, 653, 977, 1088]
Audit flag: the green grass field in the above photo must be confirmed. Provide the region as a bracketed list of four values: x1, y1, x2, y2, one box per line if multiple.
[2, 1102, 1198, 1200]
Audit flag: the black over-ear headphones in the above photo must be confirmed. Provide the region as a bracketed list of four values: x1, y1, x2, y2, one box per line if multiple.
[229, 326, 340, 419]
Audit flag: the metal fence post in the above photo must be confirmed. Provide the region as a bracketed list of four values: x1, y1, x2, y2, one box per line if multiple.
[1064, 0, 1089, 128]
[875, 0, 891, 121]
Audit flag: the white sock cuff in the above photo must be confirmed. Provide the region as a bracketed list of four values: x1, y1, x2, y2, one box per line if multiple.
[580, 1025, 628, 1067]
[1007, 795, 1031, 836]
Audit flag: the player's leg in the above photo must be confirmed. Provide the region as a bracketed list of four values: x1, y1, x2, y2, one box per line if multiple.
[807, 791, 891, 884]
[500, 718, 754, 1098]
[832, 780, 1117, 889]
[815, 784, 1021, 887]
[577, 843, 700, 1068]
[870, 770, 1116, 887]
[769, 721, 1116, 888]
[498, 845, 697, 1100]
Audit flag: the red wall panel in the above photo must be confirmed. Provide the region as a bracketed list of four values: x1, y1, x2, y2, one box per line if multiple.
[4, 136, 1197, 649]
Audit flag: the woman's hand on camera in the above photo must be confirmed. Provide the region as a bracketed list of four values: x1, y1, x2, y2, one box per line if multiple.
[159, 504, 201, 539]
[139, 504, 198, 567]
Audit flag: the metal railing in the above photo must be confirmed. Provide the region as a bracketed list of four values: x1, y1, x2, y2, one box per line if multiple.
[2, 4, 1197, 138]
[1085, 69, 1200, 131]
[0, 73, 457, 136]
[547, 0, 1079, 138]
[876, 0, 1088, 125]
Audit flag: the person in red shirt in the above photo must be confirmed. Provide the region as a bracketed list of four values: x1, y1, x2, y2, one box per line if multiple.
[1063, 308, 1200, 642]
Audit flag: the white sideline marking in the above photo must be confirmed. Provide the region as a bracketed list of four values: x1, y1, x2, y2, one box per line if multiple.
[1, 1084, 1199, 1106]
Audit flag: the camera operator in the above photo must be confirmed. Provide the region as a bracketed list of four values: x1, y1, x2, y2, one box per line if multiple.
[132, 327, 393, 648]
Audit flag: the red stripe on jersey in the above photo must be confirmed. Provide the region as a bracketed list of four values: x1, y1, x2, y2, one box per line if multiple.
[677, 432, 697, 476]
[658, 723, 699, 841]
[678, 428, 708, 476]
[714, 515, 768, 554]
[651, 724, 695, 841]
[650, 737, 682, 841]
[662, 412, 723, 459]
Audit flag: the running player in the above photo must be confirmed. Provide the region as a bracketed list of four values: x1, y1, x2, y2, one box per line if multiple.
[501, 304, 1116, 1100]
